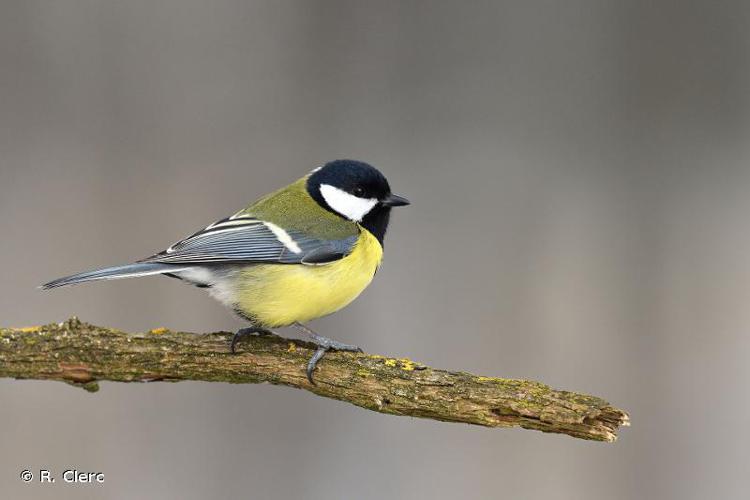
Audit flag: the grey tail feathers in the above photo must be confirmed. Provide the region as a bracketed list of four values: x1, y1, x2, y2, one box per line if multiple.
[41, 263, 192, 290]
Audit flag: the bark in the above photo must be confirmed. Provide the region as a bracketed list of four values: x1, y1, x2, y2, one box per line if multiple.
[0, 317, 629, 442]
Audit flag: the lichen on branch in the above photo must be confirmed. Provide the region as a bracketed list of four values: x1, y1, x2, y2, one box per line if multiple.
[0, 317, 629, 442]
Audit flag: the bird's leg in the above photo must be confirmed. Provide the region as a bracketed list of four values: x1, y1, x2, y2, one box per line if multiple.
[230, 326, 275, 354]
[293, 322, 363, 384]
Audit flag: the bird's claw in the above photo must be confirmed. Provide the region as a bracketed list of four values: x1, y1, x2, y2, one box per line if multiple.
[306, 347, 328, 384]
[294, 323, 362, 384]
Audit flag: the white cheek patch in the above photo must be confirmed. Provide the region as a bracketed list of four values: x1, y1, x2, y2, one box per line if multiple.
[319, 184, 378, 222]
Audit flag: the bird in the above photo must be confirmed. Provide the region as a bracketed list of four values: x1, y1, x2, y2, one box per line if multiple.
[42, 159, 410, 383]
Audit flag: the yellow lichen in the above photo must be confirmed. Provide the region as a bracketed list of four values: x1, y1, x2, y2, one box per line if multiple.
[399, 358, 417, 371]
[149, 327, 169, 335]
[287, 342, 297, 353]
[17, 326, 41, 333]
[380, 357, 423, 370]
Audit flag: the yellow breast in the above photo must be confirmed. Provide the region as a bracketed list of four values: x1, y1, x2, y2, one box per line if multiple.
[234, 228, 383, 327]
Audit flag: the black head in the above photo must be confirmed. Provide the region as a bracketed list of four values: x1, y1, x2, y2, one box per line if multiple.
[307, 159, 409, 245]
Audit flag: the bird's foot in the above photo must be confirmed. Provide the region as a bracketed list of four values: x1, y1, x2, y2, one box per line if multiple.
[293, 323, 363, 384]
[230, 326, 275, 353]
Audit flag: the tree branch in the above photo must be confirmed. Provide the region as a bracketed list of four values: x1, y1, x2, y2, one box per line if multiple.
[0, 317, 628, 442]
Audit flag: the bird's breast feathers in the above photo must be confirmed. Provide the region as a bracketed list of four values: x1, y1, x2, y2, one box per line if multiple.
[232, 227, 383, 327]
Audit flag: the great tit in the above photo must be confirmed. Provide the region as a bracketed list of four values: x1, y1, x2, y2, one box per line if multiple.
[42, 159, 410, 383]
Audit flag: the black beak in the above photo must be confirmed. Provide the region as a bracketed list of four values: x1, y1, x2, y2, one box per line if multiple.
[381, 193, 410, 207]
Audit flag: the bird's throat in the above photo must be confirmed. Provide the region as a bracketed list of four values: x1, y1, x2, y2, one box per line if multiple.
[360, 206, 391, 246]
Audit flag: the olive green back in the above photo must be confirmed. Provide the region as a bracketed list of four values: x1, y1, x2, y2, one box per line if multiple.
[237, 176, 359, 240]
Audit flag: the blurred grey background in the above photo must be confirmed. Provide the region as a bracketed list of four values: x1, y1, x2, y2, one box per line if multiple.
[2, 1, 750, 499]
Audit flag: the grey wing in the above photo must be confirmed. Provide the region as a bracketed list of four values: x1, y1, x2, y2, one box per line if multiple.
[141, 216, 358, 265]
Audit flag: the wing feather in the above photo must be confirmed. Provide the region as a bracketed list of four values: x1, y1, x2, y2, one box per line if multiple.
[140, 216, 357, 265]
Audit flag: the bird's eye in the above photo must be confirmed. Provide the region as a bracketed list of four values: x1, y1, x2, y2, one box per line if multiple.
[353, 187, 365, 197]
